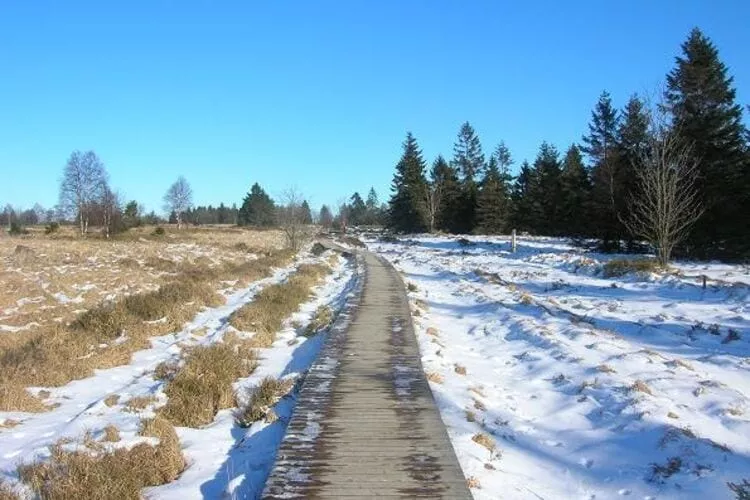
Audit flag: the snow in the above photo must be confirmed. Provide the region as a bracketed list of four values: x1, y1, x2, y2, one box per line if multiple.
[364, 234, 750, 500]
[0, 249, 358, 499]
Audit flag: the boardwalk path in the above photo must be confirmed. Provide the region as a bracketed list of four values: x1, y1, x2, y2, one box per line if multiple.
[263, 248, 471, 499]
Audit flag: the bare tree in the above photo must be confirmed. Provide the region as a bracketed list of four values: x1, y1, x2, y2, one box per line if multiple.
[100, 185, 121, 239]
[424, 182, 442, 233]
[59, 150, 108, 236]
[278, 187, 310, 251]
[163, 176, 193, 229]
[623, 119, 703, 266]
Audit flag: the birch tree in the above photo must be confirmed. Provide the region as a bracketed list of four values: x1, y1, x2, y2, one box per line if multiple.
[59, 150, 108, 235]
[163, 176, 193, 229]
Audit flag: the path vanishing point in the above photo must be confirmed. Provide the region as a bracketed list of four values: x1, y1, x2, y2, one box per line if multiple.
[262, 247, 472, 499]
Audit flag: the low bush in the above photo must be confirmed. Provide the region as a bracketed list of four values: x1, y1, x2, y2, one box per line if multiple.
[236, 377, 293, 427]
[44, 222, 60, 234]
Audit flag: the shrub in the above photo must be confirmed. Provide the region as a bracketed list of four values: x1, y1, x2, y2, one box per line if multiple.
[236, 377, 293, 427]
[8, 222, 27, 236]
[44, 222, 60, 234]
[603, 258, 661, 278]
[152, 226, 166, 236]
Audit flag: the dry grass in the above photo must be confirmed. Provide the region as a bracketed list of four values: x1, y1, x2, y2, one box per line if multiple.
[472, 432, 497, 453]
[426, 371, 444, 384]
[17, 417, 184, 500]
[305, 305, 334, 336]
[236, 377, 294, 427]
[0, 247, 293, 412]
[467, 476, 481, 489]
[102, 425, 121, 442]
[603, 258, 661, 278]
[425, 327, 439, 337]
[630, 379, 653, 396]
[0, 479, 21, 500]
[0, 418, 21, 429]
[454, 364, 467, 375]
[160, 343, 257, 427]
[229, 263, 331, 348]
[124, 395, 158, 412]
[103, 394, 120, 407]
[153, 360, 180, 381]
[597, 364, 617, 373]
[465, 410, 476, 422]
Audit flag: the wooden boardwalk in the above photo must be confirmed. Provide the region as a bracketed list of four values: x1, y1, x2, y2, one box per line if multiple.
[262, 250, 471, 499]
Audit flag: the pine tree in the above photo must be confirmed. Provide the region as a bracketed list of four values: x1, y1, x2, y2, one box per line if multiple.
[477, 156, 506, 234]
[665, 27, 749, 257]
[617, 95, 651, 249]
[559, 145, 591, 237]
[582, 91, 623, 250]
[429, 155, 462, 233]
[301, 200, 313, 225]
[451, 122, 485, 233]
[365, 188, 382, 225]
[319, 205, 333, 229]
[387, 132, 429, 233]
[349, 192, 366, 226]
[238, 183, 276, 227]
[534, 142, 563, 235]
[510, 160, 542, 233]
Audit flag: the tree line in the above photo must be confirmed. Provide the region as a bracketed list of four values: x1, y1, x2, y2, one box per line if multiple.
[386, 28, 750, 260]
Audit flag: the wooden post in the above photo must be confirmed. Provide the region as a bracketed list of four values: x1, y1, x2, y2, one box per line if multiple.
[702, 275, 707, 290]
[511, 229, 517, 253]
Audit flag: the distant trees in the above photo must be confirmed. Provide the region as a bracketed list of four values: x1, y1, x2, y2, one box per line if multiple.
[163, 176, 193, 229]
[383, 27, 749, 261]
[319, 205, 334, 229]
[59, 150, 108, 235]
[238, 183, 276, 227]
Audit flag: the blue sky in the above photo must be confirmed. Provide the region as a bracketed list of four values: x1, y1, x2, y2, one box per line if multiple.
[1, 1, 748, 214]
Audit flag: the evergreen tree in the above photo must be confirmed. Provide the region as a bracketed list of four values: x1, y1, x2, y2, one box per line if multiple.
[319, 205, 333, 229]
[364, 188, 382, 225]
[349, 192, 367, 226]
[301, 200, 313, 225]
[617, 95, 651, 248]
[387, 132, 429, 233]
[582, 91, 623, 249]
[665, 27, 750, 257]
[429, 155, 462, 233]
[534, 142, 563, 235]
[476, 156, 506, 234]
[559, 144, 591, 237]
[510, 160, 542, 233]
[451, 122, 485, 233]
[238, 183, 276, 227]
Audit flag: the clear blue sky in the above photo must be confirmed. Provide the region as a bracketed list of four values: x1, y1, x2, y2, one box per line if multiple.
[1, 1, 748, 214]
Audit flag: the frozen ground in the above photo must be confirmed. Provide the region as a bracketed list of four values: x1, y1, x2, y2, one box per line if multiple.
[0, 248, 358, 499]
[364, 234, 750, 500]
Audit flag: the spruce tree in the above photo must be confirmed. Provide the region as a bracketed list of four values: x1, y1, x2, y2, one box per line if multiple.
[365, 188, 381, 225]
[451, 122, 485, 233]
[476, 156, 506, 234]
[387, 132, 429, 233]
[238, 183, 276, 227]
[533, 142, 563, 235]
[510, 161, 542, 233]
[559, 145, 591, 237]
[429, 155, 462, 233]
[349, 192, 367, 226]
[665, 27, 749, 257]
[301, 200, 313, 225]
[582, 91, 623, 250]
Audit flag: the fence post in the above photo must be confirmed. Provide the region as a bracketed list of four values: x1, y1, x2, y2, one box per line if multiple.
[511, 229, 517, 253]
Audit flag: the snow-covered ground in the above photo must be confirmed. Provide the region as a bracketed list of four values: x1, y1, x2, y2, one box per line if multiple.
[0, 248, 359, 499]
[365, 234, 750, 500]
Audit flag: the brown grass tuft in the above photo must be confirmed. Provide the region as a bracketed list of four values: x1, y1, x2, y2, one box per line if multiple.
[597, 364, 616, 373]
[103, 394, 120, 407]
[467, 476, 481, 489]
[17, 417, 184, 500]
[124, 395, 158, 412]
[425, 327, 439, 337]
[0, 479, 22, 500]
[603, 258, 661, 278]
[630, 379, 653, 396]
[472, 432, 496, 453]
[426, 371, 444, 384]
[454, 364, 467, 375]
[102, 425, 121, 442]
[305, 305, 334, 336]
[236, 377, 294, 427]
[160, 343, 257, 427]
[229, 263, 330, 347]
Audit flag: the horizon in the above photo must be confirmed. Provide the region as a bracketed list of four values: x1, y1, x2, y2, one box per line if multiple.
[1, 1, 749, 215]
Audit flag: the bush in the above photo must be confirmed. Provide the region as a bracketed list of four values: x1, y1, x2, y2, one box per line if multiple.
[8, 222, 27, 236]
[44, 222, 60, 234]
[152, 226, 166, 236]
[602, 258, 661, 278]
[457, 238, 474, 247]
